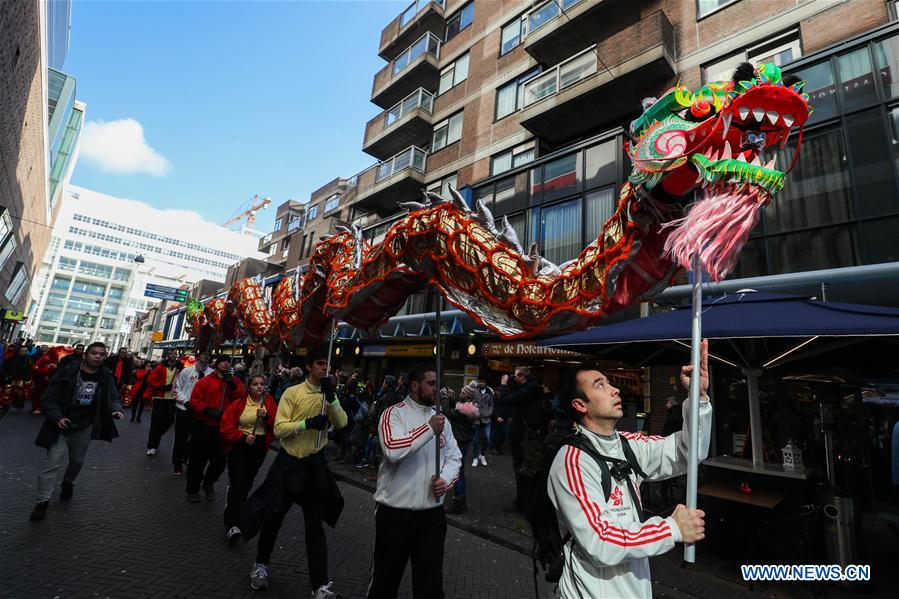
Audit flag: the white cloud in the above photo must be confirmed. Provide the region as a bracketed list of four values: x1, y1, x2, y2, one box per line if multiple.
[80, 118, 172, 176]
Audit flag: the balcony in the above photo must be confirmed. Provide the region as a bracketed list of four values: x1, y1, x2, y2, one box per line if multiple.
[379, 0, 446, 62]
[355, 146, 427, 214]
[371, 32, 441, 109]
[519, 11, 675, 145]
[363, 88, 435, 160]
[524, 0, 629, 66]
[257, 233, 273, 253]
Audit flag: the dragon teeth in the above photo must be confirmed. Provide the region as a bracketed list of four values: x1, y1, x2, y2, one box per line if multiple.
[752, 108, 764, 122]
[766, 110, 779, 125]
[751, 154, 762, 166]
[736, 153, 748, 163]
[688, 130, 696, 142]
[738, 106, 750, 120]
[722, 112, 732, 139]
[722, 141, 732, 160]
[782, 114, 794, 127]
[764, 157, 776, 170]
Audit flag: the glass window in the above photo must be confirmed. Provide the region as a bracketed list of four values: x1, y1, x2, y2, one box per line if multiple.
[764, 128, 852, 233]
[432, 111, 463, 151]
[506, 211, 529, 248]
[307, 204, 318, 220]
[0, 229, 15, 271]
[492, 142, 536, 176]
[274, 218, 283, 231]
[767, 225, 858, 274]
[584, 187, 616, 243]
[559, 51, 596, 89]
[47, 292, 66, 307]
[325, 194, 340, 212]
[493, 151, 513, 176]
[113, 267, 130, 281]
[541, 154, 580, 203]
[585, 139, 617, 190]
[101, 317, 117, 330]
[51, 276, 71, 291]
[438, 53, 469, 95]
[793, 62, 837, 124]
[445, 2, 473, 41]
[874, 35, 899, 99]
[838, 48, 877, 111]
[733, 237, 769, 278]
[848, 108, 898, 218]
[528, 0, 560, 33]
[0, 208, 11, 241]
[541, 199, 581, 264]
[43, 309, 62, 323]
[495, 68, 539, 120]
[501, 16, 526, 56]
[697, 0, 738, 19]
[493, 177, 517, 216]
[426, 174, 458, 200]
[5, 264, 29, 303]
[860, 217, 899, 264]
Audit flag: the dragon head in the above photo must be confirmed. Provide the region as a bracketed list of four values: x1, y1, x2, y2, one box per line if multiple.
[628, 62, 811, 279]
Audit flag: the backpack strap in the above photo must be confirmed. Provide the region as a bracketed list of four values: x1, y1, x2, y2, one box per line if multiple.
[618, 433, 647, 480]
[564, 434, 613, 502]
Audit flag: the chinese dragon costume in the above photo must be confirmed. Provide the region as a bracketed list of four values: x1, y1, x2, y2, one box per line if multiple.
[188, 63, 810, 350]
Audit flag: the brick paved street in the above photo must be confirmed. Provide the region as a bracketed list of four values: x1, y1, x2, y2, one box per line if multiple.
[0, 408, 555, 599]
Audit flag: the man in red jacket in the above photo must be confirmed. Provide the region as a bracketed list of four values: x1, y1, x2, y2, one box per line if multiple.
[187, 355, 245, 503]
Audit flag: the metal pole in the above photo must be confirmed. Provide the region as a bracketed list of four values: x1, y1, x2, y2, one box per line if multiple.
[316, 319, 338, 448]
[434, 292, 442, 479]
[684, 254, 703, 563]
[148, 299, 166, 360]
[744, 368, 764, 467]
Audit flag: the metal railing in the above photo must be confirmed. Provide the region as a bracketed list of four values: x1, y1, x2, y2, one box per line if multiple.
[376, 146, 427, 182]
[385, 88, 435, 127]
[393, 32, 441, 76]
[287, 218, 304, 233]
[525, 0, 583, 37]
[399, 0, 444, 28]
[522, 45, 597, 107]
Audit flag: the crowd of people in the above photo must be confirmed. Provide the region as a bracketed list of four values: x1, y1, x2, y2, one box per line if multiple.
[14, 335, 711, 599]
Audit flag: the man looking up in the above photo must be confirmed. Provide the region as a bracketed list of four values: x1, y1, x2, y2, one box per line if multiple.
[366, 364, 462, 599]
[29, 342, 123, 521]
[187, 355, 245, 502]
[547, 340, 712, 598]
[145, 348, 183, 457]
[171, 351, 213, 475]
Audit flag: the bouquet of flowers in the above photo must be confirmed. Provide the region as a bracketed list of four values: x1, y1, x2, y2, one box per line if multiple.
[455, 401, 480, 421]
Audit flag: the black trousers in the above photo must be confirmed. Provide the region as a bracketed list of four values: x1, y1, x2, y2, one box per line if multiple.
[186, 423, 226, 493]
[255, 462, 329, 590]
[130, 396, 146, 421]
[172, 408, 194, 468]
[366, 504, 446, 599]
[224, 440, 267, 529]
[147, 399, 176, 450]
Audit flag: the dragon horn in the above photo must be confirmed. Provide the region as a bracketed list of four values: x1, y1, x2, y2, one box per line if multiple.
[475, 199, 499, 236]
[334, 225, 353, 235]
[499, 216, 525, 255]
[448, 185, 471, 212]
[398, 201, 427, 212]
[424, 191, 446, 205]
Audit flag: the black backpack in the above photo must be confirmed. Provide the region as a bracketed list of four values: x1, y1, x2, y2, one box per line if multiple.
[525, 430, 646, 589]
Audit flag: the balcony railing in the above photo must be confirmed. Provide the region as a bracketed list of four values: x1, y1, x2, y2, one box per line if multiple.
[261, 233, 273, 246]
[393, 32, 441, 76]
[376, 146, 427, 182]
[522, 45, 597, 107]
[287, 218, 304, 233]
[386, 88, 435, 127]
[525, 0, 583, 36]
[400, 0, 444, 28]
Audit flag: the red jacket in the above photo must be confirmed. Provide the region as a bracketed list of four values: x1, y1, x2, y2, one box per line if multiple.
[189, 373, 245, 426]
[220, 394, 277, 453]
[128, 369, 151, 400]
[147, 362, 182, 398]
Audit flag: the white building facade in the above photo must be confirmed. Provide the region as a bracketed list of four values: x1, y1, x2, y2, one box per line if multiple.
[27, 185, 264, 349]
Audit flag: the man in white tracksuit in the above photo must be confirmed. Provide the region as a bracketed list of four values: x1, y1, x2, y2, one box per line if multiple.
[367, 363, 462, 599]
[548, 340, 712, 598]
[171, 351, 214, 475]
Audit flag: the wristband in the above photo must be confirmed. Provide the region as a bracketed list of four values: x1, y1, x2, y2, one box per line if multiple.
[298, 420, 307, 433]
[328, 399, 340, 408]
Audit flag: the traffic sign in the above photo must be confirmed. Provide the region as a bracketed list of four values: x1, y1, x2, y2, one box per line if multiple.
[143, 283, 189, 302]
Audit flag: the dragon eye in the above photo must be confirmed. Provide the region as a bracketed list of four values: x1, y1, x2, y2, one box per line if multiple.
[691, 99, 712, 118]
[653, 130, 688, 159]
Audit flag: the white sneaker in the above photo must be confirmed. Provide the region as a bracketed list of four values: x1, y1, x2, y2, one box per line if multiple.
[250, 563, 269, 590]
[471, 458, 478, 468]
[312, 581, 339, 599]
[479, 455, 487, 466]
[146, 448, 157, 456]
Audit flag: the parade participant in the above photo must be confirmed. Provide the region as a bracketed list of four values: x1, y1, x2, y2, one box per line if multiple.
[145, 349, 183, 457]
[546, 341, 712, 599]
[220, 374, 276, 544]
[274, 366, 303, 403]
[498, 366, 540, 512]
[243, 346, 347, 598]
[29, 342, 123, 521]
[129, 358, 152, 423]
[104, 346, 134, 396]
[5, 345, 34, 411]
[171, 351, 213, 475]
[366, 364, 462, 599]
[57, 344, 84, 369]
[187, 355, 244, 502]
[472, 377, 494, 467]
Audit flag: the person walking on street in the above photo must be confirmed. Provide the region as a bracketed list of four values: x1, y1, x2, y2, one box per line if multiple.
[187, 355, 245, 502]
[243, 346, 348, 598]
[104, 347, 134, 398]
[171, 351, 213, 475]
[220, 374, 276, 544]
[145, 349, 183, 457]
[498, 366, 540, 512]
[547, 341, 712, 598]
[444, 383, 479, 515]
[57, 344, 84, 369]
[5, 345, 34, 411]
[491, 375, 514, 456]
[471, 378, 494, 467]
[275, 366, 303, 403]
[29, 342, 124, 521]
[366, 364, 462, 599]
[128, 358, 151, 422]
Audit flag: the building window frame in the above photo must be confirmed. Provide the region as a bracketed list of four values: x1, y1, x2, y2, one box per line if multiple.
[432, 110, 464, 152]
[438, 53, 469, 95]
[324, 194, 340, 213]
[273, 217, 283, 231]
[492, 141, 537, 176]
[445, 1, 474, 42]
[696, 0, 742, 21]
[500, 14, 528, 56]
[495, 67, 541, 120]
[307, 204, 319, 220]
[426, 173, 458, 200]
[5, 262, 29, 304]
[701, 28, 802, 83]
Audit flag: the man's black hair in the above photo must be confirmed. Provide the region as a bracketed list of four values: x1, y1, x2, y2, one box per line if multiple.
[408, 363, 436, 386]
[305, 344, 329, 366]
[86, 341, 106, 352]
[213, 354, 231, 367]
[558, 365, 595, 424]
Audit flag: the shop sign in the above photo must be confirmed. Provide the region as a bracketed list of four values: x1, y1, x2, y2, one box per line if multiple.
[386, 344, 434, 357]
[151, 331, 164, 341]
[487, 360, 516, 372]
[463, 364, 480, 385]
[363, 345, 387, 357]
[481, 342, 587, 359]
[3, 310, 24, 321]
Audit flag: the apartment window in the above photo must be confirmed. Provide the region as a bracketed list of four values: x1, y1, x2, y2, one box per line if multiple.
[307, 204, 318, 220]
[324, 194, 340, 213]
[541, 199, 581, 265]
[697, 0, 740, 19]
[495, 68, 540, 119]
[426, 174, 458, 200]
[5, 263, 29, 304]
[702, 29, 801, 83]
[445, 2, 473, 42]
[432, 110, 464, 151]
[438, 53, 469, 95]
[0, 209, 13, 270]
[500, 15, 527, 56]
[491, 142, 536, 176]
[274, 217, 283, 231]
[51, 276, 71, 291]
[283, 236, 291, 251]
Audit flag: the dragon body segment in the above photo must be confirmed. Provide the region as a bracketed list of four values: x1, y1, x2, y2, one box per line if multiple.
[187, 63, 809, 349]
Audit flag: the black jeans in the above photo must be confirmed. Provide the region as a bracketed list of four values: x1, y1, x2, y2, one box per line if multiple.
[172, 408, 194, 468]
[224, 439, 267, 529]
[255, 470, 329, 590]
[186, 423, 226, 493]
[366, 504, 446, 599]
[130, 396, 146, 421]
[147, 399, 176, 450]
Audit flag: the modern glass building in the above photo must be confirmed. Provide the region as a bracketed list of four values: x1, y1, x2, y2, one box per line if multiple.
[46, 0, 73, 71]
[46, 68, 83, 212]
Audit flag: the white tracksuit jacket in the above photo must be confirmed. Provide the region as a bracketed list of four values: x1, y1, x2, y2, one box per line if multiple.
[374, 397, 462, 510]
[548, 399, 713, 598]
[173, 365, 214, 412]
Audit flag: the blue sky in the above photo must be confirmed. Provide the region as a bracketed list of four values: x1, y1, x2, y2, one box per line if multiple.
[67, 0, 407, 232]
